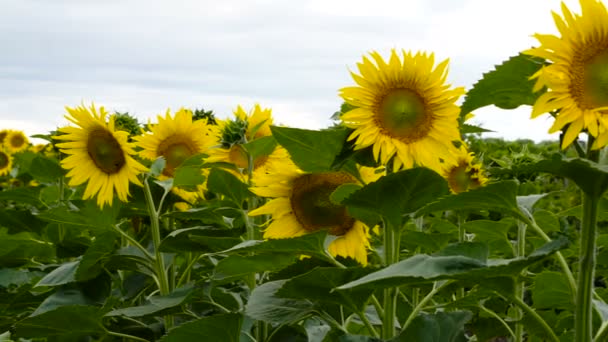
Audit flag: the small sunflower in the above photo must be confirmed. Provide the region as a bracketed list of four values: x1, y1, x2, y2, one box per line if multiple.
[0, 149, 12, 177]
[4, 130, 29, 153]
[340, 49, 464, 172]
[54, 103, 147, 208]
[0, 130, 10, 146]
[134, 108, 216, 203]
[442, 148, 488, 193]
[30, 144, 48, 153]
[249, 160, 372, 265]
[524, 0, 608, 149]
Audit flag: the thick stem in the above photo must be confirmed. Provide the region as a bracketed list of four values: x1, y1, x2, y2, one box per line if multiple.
[574, 137, 600, 342]
[514, 221, 527, 342]
[382, 223, 400, 339]
[143, 177, 172, 329]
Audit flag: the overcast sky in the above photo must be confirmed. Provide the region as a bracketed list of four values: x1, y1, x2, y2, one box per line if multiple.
[0, 0, 581, 143]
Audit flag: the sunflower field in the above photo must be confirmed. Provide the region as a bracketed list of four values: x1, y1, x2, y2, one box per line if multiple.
[2, 0, 608, 341]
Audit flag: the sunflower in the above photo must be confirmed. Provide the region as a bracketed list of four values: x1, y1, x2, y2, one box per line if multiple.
[134, 108, 216, 203]
[0, 130, 10, 146]
[441, 148, 488, 193]
[207, 104, 287, 180]
[4, 130, 29, 153]
[249, 160, 372, 265]
[340, 49, 464, 172]
[0, 149, 12, 177]
[54, 103, 147, 207]
[524, 0, 608, 149]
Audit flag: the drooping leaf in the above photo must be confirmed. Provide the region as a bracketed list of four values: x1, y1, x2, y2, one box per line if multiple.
[160, 313, 242, 342]
[107, 285, 194, 317]
[207, 168, 252, 207]
[417, 181, 524, 220]
[245, 280, 315, 324]
[396, 311, 472, 342]
[35, 260, 79, 287]
[278, 267, 374, 312]
[337, 238, 567, 291]
[213, 254, 297, 282]
[460, 54, 545, 116]
[13, 305, 105, 338]
[160, 226, 242, 253]
[344, 167, 449, 229]
[271, 126, 349, 172]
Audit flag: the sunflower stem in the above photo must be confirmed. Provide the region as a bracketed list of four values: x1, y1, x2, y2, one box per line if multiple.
[382, 221, 400, 339]
[357, 310, 380, 338]
[457, 213, 466, 299]
[574, 136, 600, 342]
[507, 293, 559, 342]
[143, 176, 172, 329]
[478, 303, 516, 339]
[514, 220, 527, 342]
[401, 280, 452, 333]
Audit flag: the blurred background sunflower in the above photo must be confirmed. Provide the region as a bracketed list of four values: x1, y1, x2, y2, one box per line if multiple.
[3, 130, 29, 153]
[441, 147, 488, 194]
[340, 49, 464, 172]
[0, 149, 12, 177]
[54, 103, 147, 207]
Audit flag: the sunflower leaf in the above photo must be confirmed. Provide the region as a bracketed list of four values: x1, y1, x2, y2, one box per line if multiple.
[12, 305, 105, 338]
[245, 280, 316, 324]
[243, 135, 277, 160]
[397, 310, 472, 342]
[207, 168, 253, 207]
[343, 167, 449, 229]
[149, 157, 166, 178]
[212, 253, 297, 282]
[460, 54, 545, 117]
[271, 126, 349, 172]
[29, 154, 65, 183]
[160, 313, 242, 342]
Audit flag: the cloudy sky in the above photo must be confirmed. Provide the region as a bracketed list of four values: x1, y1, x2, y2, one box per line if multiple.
[0, 0, 581, 143]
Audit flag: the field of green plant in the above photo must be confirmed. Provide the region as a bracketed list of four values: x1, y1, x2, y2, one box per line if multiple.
[1, 0, 608, 341]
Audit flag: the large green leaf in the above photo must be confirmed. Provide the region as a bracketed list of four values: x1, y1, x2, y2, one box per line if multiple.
[0, 229, 55, 267]
[532, 271, 574, 310]
[0, 187, 42, 206]
[207, 168, 252, 207]
[107, 285, 193, 317]
[277, 267, 374, 312]
[243, 135, 277, 160]
[32, 288, 96, 316]
[245, 280, 315, 324]
[76, 231, 118, 281]
[173, 155, 207, 191]
[29, 154, 65, 183]
[0, 269, 42, 288]
[213, 254, 297, 282]
[271, 126, 349, 172]
[337, 238, 567, 291]
[160, 226, 242, 253]
[163, 207, 227, 226]
[417, 181, 524, 220]
[35, 260, 79, 287]
[463, 220, 514, 257]
[160, 313, 242, 341]
[460, 54, 545, 116]
[396, 311, 472, 342]
[13, 305, 105, 338]
[344, 168, 448, 229]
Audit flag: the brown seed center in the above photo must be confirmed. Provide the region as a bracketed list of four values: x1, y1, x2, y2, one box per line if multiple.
[86, 128, 126, 174]
[159, 142, 194, 177]
[571, 41, 608, 109]
[10, 134, 25, 148]
[375, 88, 431, 143]
[0, 152, 9, 168]
[290, 172, 356, 236]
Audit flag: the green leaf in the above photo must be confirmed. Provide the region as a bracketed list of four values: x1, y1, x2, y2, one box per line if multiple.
[29, 154, 65, 183]
[0, 187, 42, 206]
[463, 220, 514, 257]
[337, 238, 567, 291]
[517, 194, 547, 212]
[164, 207, 227, 226]
[245, 280, 315, 324]
[460, 124, 494, 134]
[13, 305, 105, 338]
[417, 181, 523, 220]
[331, 183, 362, 205]
[218, 230, 330, 261]
[173, 164, 205, 191]
[0, 269, 41, 288]
[271, 126, 349, 172]
[213, 254, 297, 282]
[344, 167, 448, 229]
[397, 311, 472, 342]
[35, 260, 79, 287]
[160, 313, 242, 341]
[32, 288, 96, 316]
[160, 226, 242, 253]
[150, 157, 166, 177]
[534, 209, 560, 233]
[401, 230, 453, 254]
[207, 168, 252, 207]
[437, 242, 489, 263]
[460, 54, 545, 116]
[243, 135, 277, 160]
[0, 229, 55, 267]
[532, 271, 574, 310]
[278, 267, 374, 312]
[107, 285, 194, 317]
[76, 232, 118, 281]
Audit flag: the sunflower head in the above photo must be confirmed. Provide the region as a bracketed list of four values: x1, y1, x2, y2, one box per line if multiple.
[0, 130, 10, 146]
[54, 103, 147, 208]
[135, 108, 217, 178]
[193, 108, 217, 125]
[442, 149, 488, 193]
[4, 130, 29, 153]
[250, 160, 371, 265]
[218, 104, 273, 147]
[0, 149, 13, 177]
[340, 49, 465, 172]
[524, 0, 608, 149]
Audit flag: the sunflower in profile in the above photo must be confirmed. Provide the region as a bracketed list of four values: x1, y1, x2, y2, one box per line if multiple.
[340, 49, 464, 172]
[249, 159, 372, 265]
[4, 130, 29, 153]
[134, 108, 216, 203]
[207, 104, 284, 180]
[524, 0, 608, 149]
[441, 148, 488, 193]
[54, 103, 147, 207]
[0, 149, 12, 177]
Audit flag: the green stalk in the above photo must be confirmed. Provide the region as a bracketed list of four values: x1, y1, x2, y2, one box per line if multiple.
[401, 281, 452, 332]
[509, 294, 559, 342]
[143, 177, 172, 329]
[574, 137, 600, 342]
[514, 221, 526, 342]
[382, 222, 400, 339]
